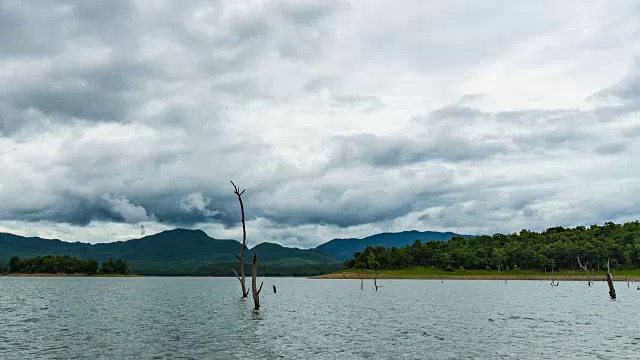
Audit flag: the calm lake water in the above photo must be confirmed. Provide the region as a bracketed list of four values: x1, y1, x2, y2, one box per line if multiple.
[1, 277, 639, 359]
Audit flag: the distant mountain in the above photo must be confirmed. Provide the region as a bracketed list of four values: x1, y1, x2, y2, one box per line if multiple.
[315, 230, 473, 260]
[0, 229, 341, 276]
[0, 228, 474, 275]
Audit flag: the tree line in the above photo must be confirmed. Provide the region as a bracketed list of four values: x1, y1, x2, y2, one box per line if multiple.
[1, 255, 129, 275]
[344, 221, 640, 272]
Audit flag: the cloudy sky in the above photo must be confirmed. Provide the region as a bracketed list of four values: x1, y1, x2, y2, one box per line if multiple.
[1, 0, 639, 247]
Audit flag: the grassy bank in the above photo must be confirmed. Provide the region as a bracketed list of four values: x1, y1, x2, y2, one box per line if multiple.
[312, 267, 640, 281]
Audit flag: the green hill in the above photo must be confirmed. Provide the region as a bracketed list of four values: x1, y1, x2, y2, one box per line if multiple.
[315, 230, 473, 260]
[0, 229, 341, 276]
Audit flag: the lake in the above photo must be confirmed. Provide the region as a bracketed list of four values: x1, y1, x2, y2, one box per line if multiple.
[1, 277, 638, 359]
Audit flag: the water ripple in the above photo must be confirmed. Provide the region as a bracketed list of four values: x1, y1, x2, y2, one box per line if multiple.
[1, 278, 639, 359]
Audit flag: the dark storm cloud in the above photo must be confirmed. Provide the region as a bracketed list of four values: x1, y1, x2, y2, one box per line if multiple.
[0, 0, 341, 135]
[3, 191, 155, 226]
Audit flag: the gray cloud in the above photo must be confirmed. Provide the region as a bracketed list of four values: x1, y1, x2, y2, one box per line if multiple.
[326, 133, 509, 168]
[1, 0, 639, 245]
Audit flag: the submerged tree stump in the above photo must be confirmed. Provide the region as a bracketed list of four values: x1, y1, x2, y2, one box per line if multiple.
[607, 273, 616, 299]
[252, 253, 264, 310]
[606, 259, 616, 299]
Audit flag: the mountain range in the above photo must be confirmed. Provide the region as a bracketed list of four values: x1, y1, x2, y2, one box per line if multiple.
[0, 229, 471, 275]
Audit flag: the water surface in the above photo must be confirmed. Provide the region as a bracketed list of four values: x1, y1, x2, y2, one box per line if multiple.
[1, 277, 638, 359]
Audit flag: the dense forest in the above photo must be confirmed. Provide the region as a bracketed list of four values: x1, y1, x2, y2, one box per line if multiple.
[99, 258, 130, 275]
[2, 255, 129, 275]
[344, 221, 640, 272]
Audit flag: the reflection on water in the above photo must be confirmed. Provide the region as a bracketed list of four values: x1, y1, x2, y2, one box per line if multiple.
[1, 277, 639, 359]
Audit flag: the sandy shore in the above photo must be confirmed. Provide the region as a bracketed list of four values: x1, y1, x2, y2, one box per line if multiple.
[311, 272, 640, 282]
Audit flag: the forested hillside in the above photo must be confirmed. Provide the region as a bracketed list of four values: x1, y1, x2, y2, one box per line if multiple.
[316, 230, 472, 260]
[345, 222, 640, 271]
[0, 229, 341, 276]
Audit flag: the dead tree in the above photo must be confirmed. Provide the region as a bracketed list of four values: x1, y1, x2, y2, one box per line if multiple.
[550, 259, 558, 287]
[577, 256, 591, 286]
[367, 253, 380, 291]
[371, 265, 380, 291]
[273, 285, 277, 293]
[252, 252, 264, 310]
[606, 259, 616, 299]
[361, 278, 363, 290]
[231, 181, 248, 298]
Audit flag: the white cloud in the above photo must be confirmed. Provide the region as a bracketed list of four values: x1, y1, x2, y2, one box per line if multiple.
[179, 192, 222, 217]
[100, 194, 157, 223]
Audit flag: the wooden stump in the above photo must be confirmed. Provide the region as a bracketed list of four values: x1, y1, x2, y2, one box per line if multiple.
[252, 253, 264, 310]
[606, 273, 616, 299]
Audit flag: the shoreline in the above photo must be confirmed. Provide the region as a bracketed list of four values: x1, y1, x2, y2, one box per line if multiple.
[311, 272, 640, 282]
[1, 273, 143, 277]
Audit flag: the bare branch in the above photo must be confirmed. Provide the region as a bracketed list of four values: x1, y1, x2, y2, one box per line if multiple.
[258, 282, 264, 294]
[234, 254, 240, 260]
[232, 269, 241, 282]
[577, 255, 591, 286]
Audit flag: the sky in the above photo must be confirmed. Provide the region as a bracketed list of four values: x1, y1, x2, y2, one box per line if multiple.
[1, 0, 639, 248]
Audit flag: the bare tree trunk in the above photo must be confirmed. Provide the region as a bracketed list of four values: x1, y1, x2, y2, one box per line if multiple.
[361, 278, 363, 290]
[374, 276, 379, 291]
[606, 259, 616, 299]
[273, 285, 276, 293]
[577, 256, 591, 286]
[550, 260, 558, 286]
[231, 181, 249, 298]
[252, 252, 264, 310]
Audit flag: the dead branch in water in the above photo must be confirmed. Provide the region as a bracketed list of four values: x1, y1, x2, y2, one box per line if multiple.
[230, 181, 249, 298]
[550, 259, 559, 287]
[252, 253, 263, 310]
[606, 259, 616, 299]
[576, 256, 591, 286]
[367, 253, 381, 291]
